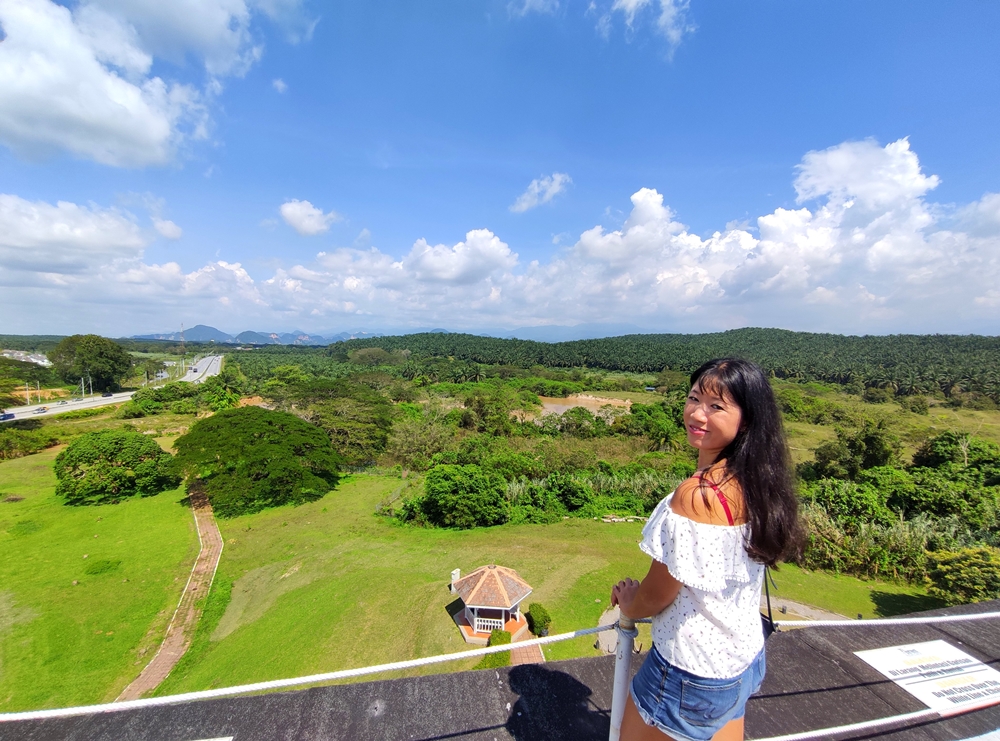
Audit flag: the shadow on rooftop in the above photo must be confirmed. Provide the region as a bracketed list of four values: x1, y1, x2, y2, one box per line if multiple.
[505, 664, 610, 741]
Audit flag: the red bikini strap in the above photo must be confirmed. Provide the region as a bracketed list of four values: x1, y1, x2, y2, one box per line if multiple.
[698, 472, 735, 526]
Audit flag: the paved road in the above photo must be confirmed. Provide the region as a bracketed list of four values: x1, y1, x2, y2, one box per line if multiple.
[1, 355, 223, 421]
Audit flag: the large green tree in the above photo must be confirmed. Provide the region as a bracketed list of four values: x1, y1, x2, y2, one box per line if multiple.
[172, 407, 341, 517]
[275, 379, 394, 465]
[48, 335, 134, 391]
[54, 429, 180, 505]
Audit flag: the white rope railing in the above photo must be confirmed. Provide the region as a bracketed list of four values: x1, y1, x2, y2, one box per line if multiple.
[774, 610, 1000, 629]
[2, 609, 999, 741]
[0, 622, 626, 723]
[750, 708, 939, 741]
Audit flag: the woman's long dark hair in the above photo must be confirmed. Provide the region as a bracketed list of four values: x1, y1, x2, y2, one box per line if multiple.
[691, 357, 801, 567]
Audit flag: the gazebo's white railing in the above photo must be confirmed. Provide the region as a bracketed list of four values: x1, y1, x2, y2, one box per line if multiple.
[2, 610, 999, 741]
[474, 616, 505, 633]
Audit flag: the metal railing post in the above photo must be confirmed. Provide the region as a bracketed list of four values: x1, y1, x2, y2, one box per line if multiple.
[609, 616, 638, 741]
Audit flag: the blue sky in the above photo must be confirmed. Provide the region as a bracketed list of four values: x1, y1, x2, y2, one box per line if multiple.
[1, 0, 999, 337]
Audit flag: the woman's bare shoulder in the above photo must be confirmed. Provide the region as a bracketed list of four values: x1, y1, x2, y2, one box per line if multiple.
[670, 468, 745, 525]
[669, 476, 714, 523]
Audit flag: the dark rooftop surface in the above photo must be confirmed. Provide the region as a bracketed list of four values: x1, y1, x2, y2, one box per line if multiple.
[4, 601, 999, 741]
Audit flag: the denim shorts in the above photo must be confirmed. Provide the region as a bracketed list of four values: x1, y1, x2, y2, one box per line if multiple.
[630, 646, 766, 741]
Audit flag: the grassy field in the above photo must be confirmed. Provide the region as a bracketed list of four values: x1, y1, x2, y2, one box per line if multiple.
[0, 449, 197, 712]
[4, 390, 994, 709]
[157, 471, 943, 695]
[33, 407, 199, 440]
[767, 562, 944, 618]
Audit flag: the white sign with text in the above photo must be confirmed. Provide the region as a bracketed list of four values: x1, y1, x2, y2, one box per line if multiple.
[855, 640, 1000, 715]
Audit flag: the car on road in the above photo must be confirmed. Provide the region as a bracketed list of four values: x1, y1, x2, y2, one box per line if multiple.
[33, 406, 49, 414]
[57, 400, 69, 405]
[101, 392, 114, 397]
[0, 412, 14, 421]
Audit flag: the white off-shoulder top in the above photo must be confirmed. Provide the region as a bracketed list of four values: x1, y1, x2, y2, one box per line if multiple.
[639, 492, 765, 679]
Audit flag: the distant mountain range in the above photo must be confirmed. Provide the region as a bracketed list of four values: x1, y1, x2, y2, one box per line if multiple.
[132, 325, 383, 346]
[131, 323, 659, 346]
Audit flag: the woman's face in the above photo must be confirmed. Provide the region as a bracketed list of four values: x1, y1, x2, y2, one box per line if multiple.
[684, 380, 743, 464]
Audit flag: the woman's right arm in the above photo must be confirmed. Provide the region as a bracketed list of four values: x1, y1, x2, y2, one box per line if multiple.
[611, 559, 682, 620]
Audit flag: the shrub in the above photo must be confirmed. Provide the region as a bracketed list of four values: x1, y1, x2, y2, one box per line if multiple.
[927, 547, 1000, 606]
[474, 629, 512, 669]
[799, 502, 930, 580]
[131, 381, 199, 405]
[906, 467, 999, 530]
[800, 478, 895, 528]
[173, 407, 341, 517]
[900, 396, 929, 415]
[422, 464, 508, 528]
[913, 432, 1000, 471]
[55, 429, 179, 505]
[508, 478, 566, 524]
[774, 385, 848, 424]
[116, 399, 163, 419]
[543, 471, 591, 511]
[527, 603, 551, 635]
[169, 398, 198, 415]
[807, 418, 901, 480]
[383, 416, 456, 470]
[862, 387, 893, 404]
[0, 426, 59, 460]
[614, 401, 683, 450]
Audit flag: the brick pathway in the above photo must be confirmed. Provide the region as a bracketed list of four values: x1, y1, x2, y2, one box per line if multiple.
[116, 488, 223, 701]
[509, 634, 545, 665]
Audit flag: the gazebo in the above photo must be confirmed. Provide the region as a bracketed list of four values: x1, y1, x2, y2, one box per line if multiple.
[451, 564, 532, 645]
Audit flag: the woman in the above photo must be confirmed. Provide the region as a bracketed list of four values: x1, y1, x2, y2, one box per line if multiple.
[611, 358, 800, 741]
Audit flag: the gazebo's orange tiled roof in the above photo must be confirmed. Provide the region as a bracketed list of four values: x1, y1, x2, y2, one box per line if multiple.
[454, 564, 532, 609]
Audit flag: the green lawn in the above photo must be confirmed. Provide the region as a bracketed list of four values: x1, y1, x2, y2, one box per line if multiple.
[768, 562, 945, 619]
[0, 448, 953, 710]
[157, 473, 656, 692]
[0, 450, 197, 712]
[157, 472, 942, 694]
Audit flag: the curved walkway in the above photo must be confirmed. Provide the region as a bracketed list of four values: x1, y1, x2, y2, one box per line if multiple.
[116, 488, 223, 701]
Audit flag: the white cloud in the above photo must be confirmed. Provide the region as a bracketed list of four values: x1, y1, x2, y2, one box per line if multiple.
[959, 192, 1000, 237]
[250, 0, 318, 43]
[272, 78, 288, 93]
[79, 0, 277, 77]
[0, 0, 207, 166]
[509, 0, 559, 16]
[0, 193, 145, 273]
[152, 217, 183, 240]
[5, 138, 1000, 336]
[404, 230, 518, 284]
[607, 0, 693, 53]
[795, 138, 940, 210]
[280, 199, 342, 236]
[0, 0, 310, 167]
[510, 172, 572, 213]
[612, 0, 650, 27]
